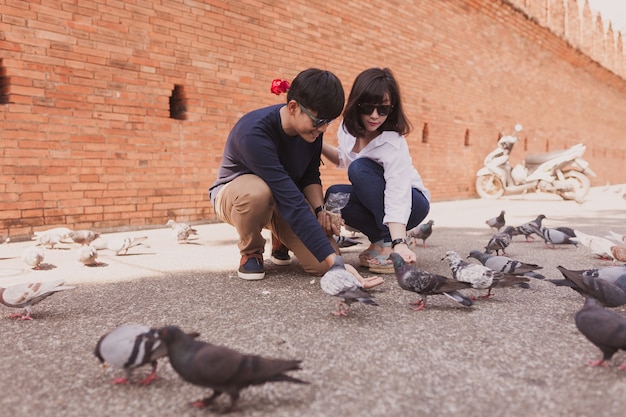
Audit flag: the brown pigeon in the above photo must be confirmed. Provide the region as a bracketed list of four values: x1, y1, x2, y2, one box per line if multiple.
[575, 297, 626, 370]
[158, 325, 308, 413]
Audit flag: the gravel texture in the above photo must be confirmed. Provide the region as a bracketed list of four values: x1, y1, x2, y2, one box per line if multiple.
[1, 186, 625, 417]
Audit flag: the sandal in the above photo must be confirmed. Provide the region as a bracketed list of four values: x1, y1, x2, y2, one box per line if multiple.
[358, 248, 381, 268]
[367, 255, 395, 274]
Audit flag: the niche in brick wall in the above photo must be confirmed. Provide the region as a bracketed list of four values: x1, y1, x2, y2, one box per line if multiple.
[464, 128, 471, 146]
[422, 122, 429, 143]
[169, 84, 187, 120]
[0, 59, 9, 104]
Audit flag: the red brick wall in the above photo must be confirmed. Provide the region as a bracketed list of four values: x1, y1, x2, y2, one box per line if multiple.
[1, 0, 626, 238]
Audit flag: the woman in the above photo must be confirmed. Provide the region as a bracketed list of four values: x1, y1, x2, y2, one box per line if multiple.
[322, 68, 430, 273]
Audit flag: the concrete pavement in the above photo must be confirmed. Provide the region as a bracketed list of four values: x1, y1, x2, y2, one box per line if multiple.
[1, 185, 625, 417]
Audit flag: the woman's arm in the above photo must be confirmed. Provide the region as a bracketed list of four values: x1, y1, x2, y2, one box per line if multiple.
[322, 142, 340, 166]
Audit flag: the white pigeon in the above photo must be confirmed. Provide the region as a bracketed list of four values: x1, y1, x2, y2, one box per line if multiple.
[34, 231, 65, 249]
[78, 245, 100, 266]
[1, 235, 9, 244]
[166, 219, 198, 243]
[94, 324, 167, 385]
[93, 236, 149, 255]
[320, 256, 378, 316]
[21, 246, 45, 270]
[442, 250, 528, 298]
[606, 231, 626, 245]
[33, 227, 73, 241]
[572, 229, 616, 260]
[0, 279, 75, 320]
[69, 229, 101, 246]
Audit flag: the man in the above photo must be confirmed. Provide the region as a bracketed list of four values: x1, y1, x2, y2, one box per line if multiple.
[209, 68, 382, 288]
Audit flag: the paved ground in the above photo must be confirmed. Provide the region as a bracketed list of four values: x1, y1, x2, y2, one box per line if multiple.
[1, 185, 625, 417]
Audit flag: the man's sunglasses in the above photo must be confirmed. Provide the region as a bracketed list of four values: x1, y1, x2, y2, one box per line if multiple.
[298, 102, 333, 128]
[357, 103, 393, 117]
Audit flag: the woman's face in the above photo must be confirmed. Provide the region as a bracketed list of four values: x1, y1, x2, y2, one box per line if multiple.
[358, 93, 392, 134]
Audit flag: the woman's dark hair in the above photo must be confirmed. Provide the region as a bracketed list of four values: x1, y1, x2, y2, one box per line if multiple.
[287, 68, 345, 120]
[343, 67, 411, 138]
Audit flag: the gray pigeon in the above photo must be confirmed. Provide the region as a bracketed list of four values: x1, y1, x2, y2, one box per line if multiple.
[93, 236, 149, 255]
[575, 297, 626, 369]
[0, 279, 75, 320]
[486, 210, 505, 232]
[94, 324, 199, 385]
[389, 253, 472, 310]
[78, 245, 101, 266]
[467, 249, 545, 280]
[442, 250, 529, 298]
[320, 255, 378, 316]
[512, 214, 546, 241]
[69, 229, 101, 246]
[530, 226, 578, 248]
[485, 226, 515, 255]
[21, 246, 45, 270]
[408, 219, 435, 248]
[547, 266, 626, 308]
[167, 219, 199, 243]
[157, 325, 308, 412]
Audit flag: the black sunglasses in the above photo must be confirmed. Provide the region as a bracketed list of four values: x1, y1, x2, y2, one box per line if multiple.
[357, 103, 393, 116]
[298, 102, 334, 128]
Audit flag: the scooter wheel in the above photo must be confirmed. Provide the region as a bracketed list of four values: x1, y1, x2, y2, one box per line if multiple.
[476, 175, 505, 199]
[558, 170, 590, 201]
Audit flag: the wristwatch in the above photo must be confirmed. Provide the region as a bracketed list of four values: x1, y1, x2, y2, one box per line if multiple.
[391, 238, 407, 248]
[314, 205, 325, 215]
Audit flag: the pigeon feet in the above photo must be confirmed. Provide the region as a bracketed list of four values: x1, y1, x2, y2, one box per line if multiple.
[587, 359, 609, 367]
[409, 300, 426, 311]
[138, 372, 158, 386]
[331, 301, 349, 316]
[111, 377, 130, 385]
[9, 312, 33, 321]
[618, 364, 626, 371]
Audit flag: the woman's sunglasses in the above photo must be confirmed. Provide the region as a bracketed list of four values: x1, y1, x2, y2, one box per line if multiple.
[357, 103, 393, 116]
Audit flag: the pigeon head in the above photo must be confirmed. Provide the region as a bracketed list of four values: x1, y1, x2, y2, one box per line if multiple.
[388, 252, 405, 271]
[157, 325, 186, 344]
[442, 251, 461, 264]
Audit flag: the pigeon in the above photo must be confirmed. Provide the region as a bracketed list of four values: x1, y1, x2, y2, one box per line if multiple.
[78, 245, 101, 266]
[485, 226, 515, 255]
[320, 255, 378, 316]
[94, 324, 199, 385]
[166, 219, 199, 243]
[34, 231, 65, 249]
[606, 231, 626, 244]
[69, 229, 101, 246]
[157, 325, 309, 412]
[408, 219, 435, 248]
[389, 252, 472, 310]
[555, 227, 576, 238]
[548, 266, 626, 308]
[22, 246, 45, 270]
[92, 236, 149, 255]
[574, 297, 626, 370]
[512, 214, 546, 241]
[1, 235, 9, 244]
[333, 235, 360, 248]
[486, 210, 506, 232]
[0, 279, 75, 320]
[571, 229, 616, 260]
[442, 250, 529, 298]
[467, 250, 545, 280]
[530, 226, 578, 248]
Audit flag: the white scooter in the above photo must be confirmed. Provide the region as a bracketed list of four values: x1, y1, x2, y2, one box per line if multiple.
[475, 124, 596, 200]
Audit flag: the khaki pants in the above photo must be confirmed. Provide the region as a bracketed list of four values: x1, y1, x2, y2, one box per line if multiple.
[214, 174, 338, 275]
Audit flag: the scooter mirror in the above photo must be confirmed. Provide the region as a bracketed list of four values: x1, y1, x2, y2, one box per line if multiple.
[514, 124, 523, 132]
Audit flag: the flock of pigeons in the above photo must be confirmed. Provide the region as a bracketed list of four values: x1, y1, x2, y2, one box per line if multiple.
[319, 210, 626, 374]
[2, 209, 626, 412]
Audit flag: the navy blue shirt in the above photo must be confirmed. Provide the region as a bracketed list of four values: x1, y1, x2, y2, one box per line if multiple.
[209, 104, 334, 262]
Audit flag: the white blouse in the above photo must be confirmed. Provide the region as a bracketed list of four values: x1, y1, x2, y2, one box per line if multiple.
[335, 124, 430, 225]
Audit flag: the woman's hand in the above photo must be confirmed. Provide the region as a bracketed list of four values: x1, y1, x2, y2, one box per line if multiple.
[394, 242, 416, 264]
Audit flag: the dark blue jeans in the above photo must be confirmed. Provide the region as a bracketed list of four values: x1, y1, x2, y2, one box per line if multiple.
[325, 158, 430, 244]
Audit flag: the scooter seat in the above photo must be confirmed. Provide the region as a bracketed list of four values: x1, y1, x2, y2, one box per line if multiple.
[525, 149, 570, 166]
